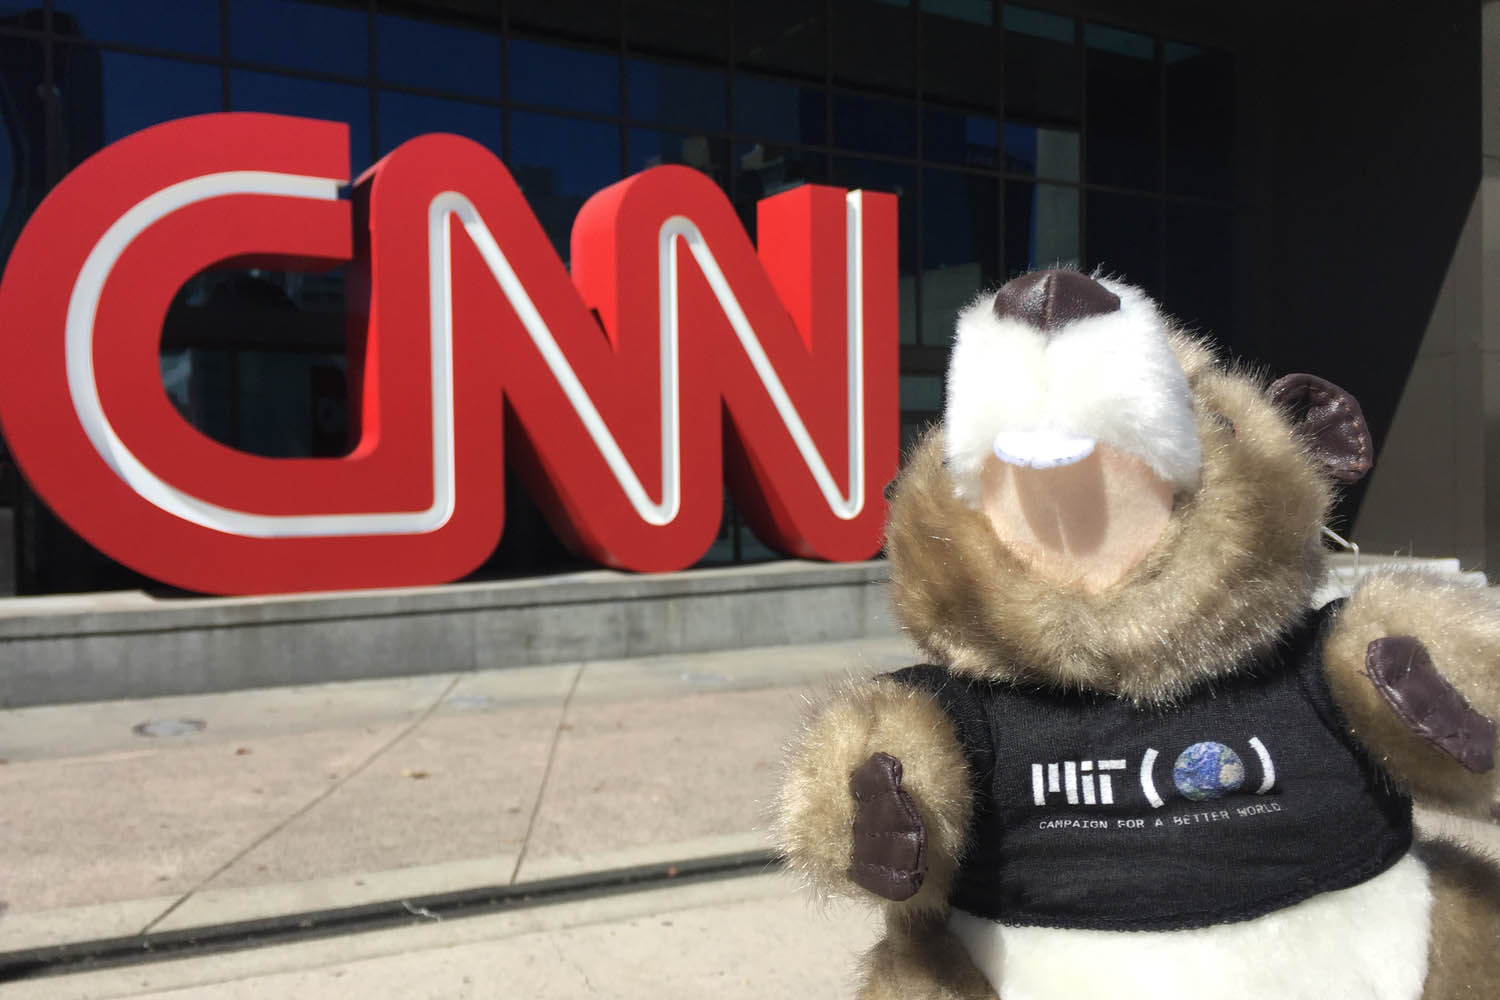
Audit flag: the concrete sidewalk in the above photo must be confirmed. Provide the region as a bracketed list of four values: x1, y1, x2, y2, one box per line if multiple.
[1, 635, 916, 953]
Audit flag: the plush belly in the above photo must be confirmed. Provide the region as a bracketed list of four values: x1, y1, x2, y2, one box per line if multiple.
[948, 852, 1432, 1000]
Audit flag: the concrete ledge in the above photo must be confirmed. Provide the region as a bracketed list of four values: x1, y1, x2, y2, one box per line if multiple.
[0, 560, 896, 708]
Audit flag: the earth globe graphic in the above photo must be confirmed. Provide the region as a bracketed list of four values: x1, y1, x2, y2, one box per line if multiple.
[1172, 742, 1246, 801]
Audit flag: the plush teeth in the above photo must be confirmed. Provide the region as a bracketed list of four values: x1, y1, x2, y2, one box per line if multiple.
[992, 430, 1097, 470]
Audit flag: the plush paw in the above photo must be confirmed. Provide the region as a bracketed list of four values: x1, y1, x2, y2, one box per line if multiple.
[1365, 635, 1498, 773]
[848, 751, 928, 901]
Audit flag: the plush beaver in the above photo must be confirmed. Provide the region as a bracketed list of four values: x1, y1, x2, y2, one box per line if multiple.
[775, 268, 1500, 1000]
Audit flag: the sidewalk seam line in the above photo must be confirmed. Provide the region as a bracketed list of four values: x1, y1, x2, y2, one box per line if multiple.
[136, 673, 466, 935]
[509, 660, 586, 885]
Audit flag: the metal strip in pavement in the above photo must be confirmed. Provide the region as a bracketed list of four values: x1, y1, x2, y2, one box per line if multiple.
[0, 850, 783, 983]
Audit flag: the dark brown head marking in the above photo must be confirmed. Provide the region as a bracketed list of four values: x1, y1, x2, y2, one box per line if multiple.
[993, 269, 1121, 334]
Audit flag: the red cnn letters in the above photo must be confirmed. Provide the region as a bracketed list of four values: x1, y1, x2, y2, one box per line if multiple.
[0, 114, 898, 595]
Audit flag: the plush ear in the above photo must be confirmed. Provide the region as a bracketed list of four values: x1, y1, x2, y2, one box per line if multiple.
[1267, 373, 1373, 484]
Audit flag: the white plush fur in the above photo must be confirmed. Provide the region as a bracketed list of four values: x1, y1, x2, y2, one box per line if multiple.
[943, 276, 1201, 505]
[948, 853, 1433, 1000]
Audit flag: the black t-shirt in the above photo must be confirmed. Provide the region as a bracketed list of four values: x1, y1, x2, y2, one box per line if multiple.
[890, 602, 1413, 931]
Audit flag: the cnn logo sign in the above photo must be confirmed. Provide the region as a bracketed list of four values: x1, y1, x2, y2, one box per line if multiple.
[0, 115, 898, 595]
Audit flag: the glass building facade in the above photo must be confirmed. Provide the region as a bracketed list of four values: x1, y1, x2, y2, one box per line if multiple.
[0, 0, 1239, 593]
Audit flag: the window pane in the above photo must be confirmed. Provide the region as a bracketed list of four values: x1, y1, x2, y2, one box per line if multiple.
[162, 266, 349, 458]
[1086, 190, 1160, 295]
[0, 6, 44, 28]
[508, 111, 621, 261]
[59, 49, 221, 165]
[230, 0, 368, 79]
[1165, 201, 1236, 345]
[627, 60, 727, 132]
[900, 373, 944, 412]
[734, 142, 827, 237]
[832, 157, 916, 344]
[1005, 181, 1079, 276]
[923, 110, 998, 168]
[1003, 124, 1079, 181]
[232, 69, 372, 174]
[162, 347, 235, 448]
[508, 39, 619, 116]
[508, 0, 619, 45]
[1004, 5, 1079, 127]
[736, 0, 825, 79]
[626, 0, 728, 60]
[923, 168, 998, 344]
[0, 35, 45, 271]
[733, 75, 825, 145]
[376, 13, 502, 99]
[833, 0, 915, 92]
[237, 351, 347, 458]
[628, 129, 728, 188]
[379, 91, 501, 156]
[920, 0, 990, 24]
[1085, 23, 1159, 191]
[920, 1, 998, 110]
[832, 94, 916, 157]
[1166, 44, 1234, 200]
[56, 0, 220, 56]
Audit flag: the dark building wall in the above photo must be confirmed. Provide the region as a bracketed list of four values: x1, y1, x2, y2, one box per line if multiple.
[1246, 1, 1482, 539]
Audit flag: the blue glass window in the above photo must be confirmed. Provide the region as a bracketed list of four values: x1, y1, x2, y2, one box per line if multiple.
[923, 168, 998, 343]
[923, 110, 998, 168]
[900, 374, 943, 412]
[1166, 44, 1234, 199]
[628, 129, 727, 188]
[231, 69, 372, 175]
[626, 0, 728, 61]
[921, 2, 997, 110]
[1004, 124, 1079, 181]
[1086, 190, 1160, 294]
[627, 60, 726, 132]
[832, 0, 915, 91]
[734, 142, 827, 239]
[0, 5, 44, 26]
[507, 112, 621, 261]
[1085, 23, 1159, 191]
[1003, 5, 1073, 43]
[509, 0, 618, 45]
[0, 34, 45, 269]
[733, 76, 824, 145]
[59, 49, 220, 163]
[230, 0, 368, 79]
[376, 14, 501, 99]
[1004, 6, 1079, 126]
[831, 95, 916, 158]
[508, 40, 619, 117]
[1165, 202, 1236, 344]
[1005, 181, 1079, 276]
[379, 92, 501, 157]
[736, 1, 825, 79]
[56, 0, 220, 56]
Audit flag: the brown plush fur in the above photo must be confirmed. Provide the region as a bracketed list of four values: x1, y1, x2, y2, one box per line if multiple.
[855, 912, 998, 1000]
[1417, 838, 1500, 998]
[886, 335, 1330, 705]
[775, 678, 974, 917]
[1323, 572, 1500, 814]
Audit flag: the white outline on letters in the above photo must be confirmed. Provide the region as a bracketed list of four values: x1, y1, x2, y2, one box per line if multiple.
[64, 172, 870, 538]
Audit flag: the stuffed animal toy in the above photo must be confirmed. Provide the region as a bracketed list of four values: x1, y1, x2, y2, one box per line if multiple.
[775, 268, 1500, 999]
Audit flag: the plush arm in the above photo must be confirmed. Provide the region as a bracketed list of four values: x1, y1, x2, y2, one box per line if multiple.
[774, 676, 976, 917]
[1322, 570, 1500, 814]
